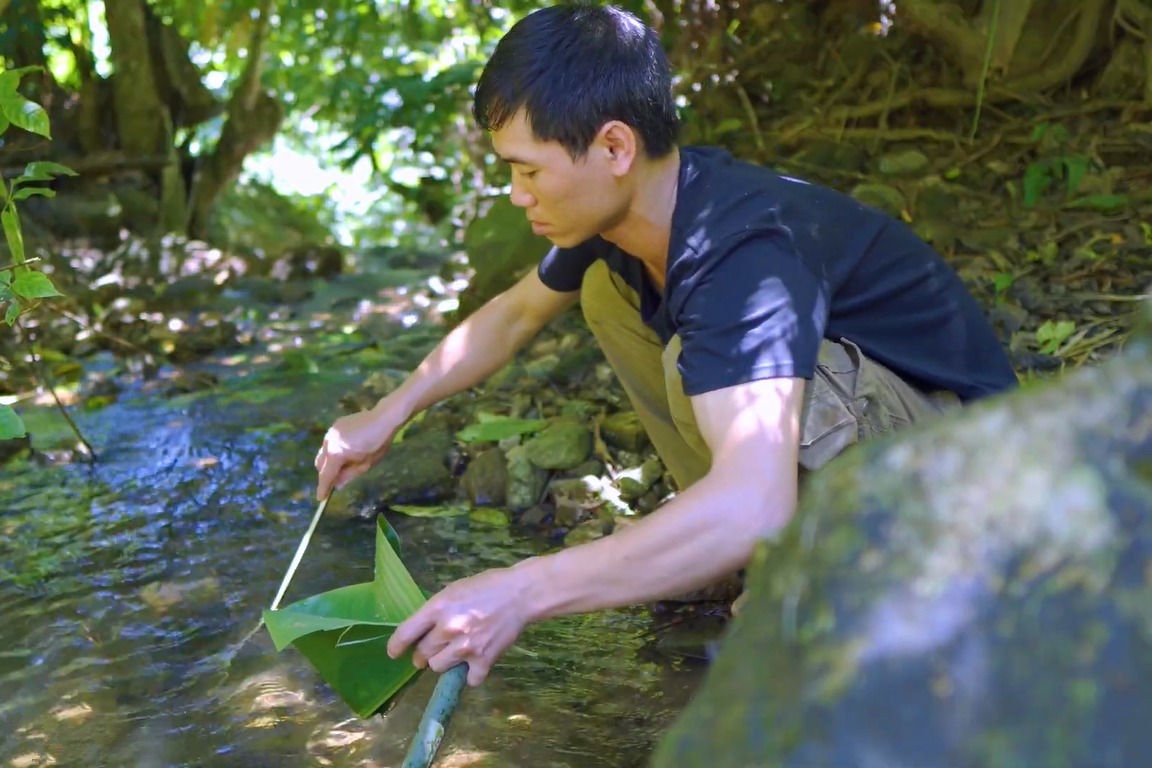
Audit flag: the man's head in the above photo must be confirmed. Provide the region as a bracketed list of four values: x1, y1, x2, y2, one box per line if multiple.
[474, 5, 680, 247]
[473, 4, 678, 160]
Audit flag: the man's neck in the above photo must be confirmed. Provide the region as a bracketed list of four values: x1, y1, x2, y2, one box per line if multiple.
[600, 148, 680, 282]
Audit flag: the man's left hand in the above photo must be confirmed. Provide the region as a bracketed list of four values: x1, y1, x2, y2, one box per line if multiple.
[387, 566, 532, 687]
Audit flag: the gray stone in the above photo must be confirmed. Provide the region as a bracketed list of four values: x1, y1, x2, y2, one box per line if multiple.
[599, 411, 651, 452]
[653, 298, 1152, 768]
[523, 421, 593, 470]
[505, 445, 549, 512]
[460, 448, 508, 507]
[372, 428, 454, 504]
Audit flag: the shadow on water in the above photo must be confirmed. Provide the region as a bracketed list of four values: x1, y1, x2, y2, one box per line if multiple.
[0, 360, 705, 767]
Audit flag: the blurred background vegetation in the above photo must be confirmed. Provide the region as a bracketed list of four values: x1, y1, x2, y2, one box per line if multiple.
[2, 0, 1150, 379]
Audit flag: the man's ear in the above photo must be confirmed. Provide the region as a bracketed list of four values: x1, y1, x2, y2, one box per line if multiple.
[595, 120, 639, 177]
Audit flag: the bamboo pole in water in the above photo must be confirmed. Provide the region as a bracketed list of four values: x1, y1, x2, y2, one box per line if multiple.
[401, 664, 469, 768]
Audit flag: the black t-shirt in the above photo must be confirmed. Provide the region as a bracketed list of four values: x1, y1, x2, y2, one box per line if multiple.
[538, 146, 1017, 401]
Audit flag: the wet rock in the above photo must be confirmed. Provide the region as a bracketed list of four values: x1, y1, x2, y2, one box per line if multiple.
[563, 518, 610, 547]
[654, 298, 1152, 768]
[617, 459, 663, 502]
[878, 148, 930, 177]
[139, 577, 221, 614]
[559, 458, 604, 479]
[453, 196, 542, 322]
[162, 370, 219, 397]
[599, 411, 650, 452]
[371, 428, 454, 504]
[549, 477, 598, 528]
[165, 318, 242, 362]
[461, 448, 508, 506]
[505, 445, 549, 512]
[560, 399, 600, 422]
[849, 183, 907, 217]
[523, 421, 593, 470]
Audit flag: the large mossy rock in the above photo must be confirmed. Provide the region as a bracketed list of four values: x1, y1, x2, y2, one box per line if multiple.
[452, 196, 548, 322]
[654, 302, 1152, 768]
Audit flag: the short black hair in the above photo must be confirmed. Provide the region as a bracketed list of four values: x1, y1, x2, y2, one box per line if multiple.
[473, 4, 679, 159]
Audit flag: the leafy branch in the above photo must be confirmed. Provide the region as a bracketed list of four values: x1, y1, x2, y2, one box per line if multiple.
[0, 65, 87, 453]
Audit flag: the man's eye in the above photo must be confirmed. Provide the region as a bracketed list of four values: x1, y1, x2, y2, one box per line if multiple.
[522, 170, 538, 180]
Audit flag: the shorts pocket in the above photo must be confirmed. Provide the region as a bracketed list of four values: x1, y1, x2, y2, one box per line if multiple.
[798, 369, 859, 472]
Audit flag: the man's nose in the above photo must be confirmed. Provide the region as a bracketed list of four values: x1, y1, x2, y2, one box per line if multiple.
[509, 178, 535, 209]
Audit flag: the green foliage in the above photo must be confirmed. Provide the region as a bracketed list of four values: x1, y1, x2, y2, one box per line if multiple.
[263, 516, 427, 718]
[1020, 124, 1130, 214]
[1036, 320, 1076, 355]
[0, 66, 75, 441]
[1021, 124, 1090, 208]
[456, 414, 549, 443]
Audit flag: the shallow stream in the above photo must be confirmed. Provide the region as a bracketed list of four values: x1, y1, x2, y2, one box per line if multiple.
[0, 274, 705, 768]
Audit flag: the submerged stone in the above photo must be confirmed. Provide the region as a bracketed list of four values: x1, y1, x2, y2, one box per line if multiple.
[654, 300, 1152, 767]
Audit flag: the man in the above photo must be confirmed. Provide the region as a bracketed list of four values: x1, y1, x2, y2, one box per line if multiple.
[313, 4, 1017, 688]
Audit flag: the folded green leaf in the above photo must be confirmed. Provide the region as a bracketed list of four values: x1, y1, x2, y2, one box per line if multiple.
[263, 516, 428, 718]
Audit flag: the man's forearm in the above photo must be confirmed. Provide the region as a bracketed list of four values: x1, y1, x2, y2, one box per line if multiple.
[386, 290, 547, 420]
[515, 471, 795, 620]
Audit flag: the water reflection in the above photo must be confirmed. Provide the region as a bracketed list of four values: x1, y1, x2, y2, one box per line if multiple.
[1, 376, 702, 767]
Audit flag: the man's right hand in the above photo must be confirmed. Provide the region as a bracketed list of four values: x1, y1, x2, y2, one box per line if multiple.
[314, 400, 406, 500]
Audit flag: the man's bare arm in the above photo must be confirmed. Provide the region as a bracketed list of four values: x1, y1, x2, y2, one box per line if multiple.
[389, 269, 578, 421]
[315, 270, 577, 498]
[515, 375, 806, 618]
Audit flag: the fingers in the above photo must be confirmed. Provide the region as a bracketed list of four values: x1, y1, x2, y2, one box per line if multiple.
[316, 452, 340, 500]
[388, 609, 437, 660]
[426, 641, 491, 686]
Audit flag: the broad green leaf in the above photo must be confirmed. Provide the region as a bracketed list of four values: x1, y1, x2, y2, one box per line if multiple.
[456, 416, 549, 443]
[0, 96, 50, 138]
[4, 299, 21, 325]
[263, 516, 427, 718]
[0, 114, 7, 134]
[11, 272, 62, 299]
[0, 67, 40, 96]
[0, 404, 25, 439]
[1, 206, 24, 265]
[21, 162, 77, 182]
[11, 187, 54, 201]
[389, 503, 472, 518]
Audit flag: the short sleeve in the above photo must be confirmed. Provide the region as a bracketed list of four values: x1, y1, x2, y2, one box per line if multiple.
[538, 243, 600, 293]
[671, 233, 830, 396]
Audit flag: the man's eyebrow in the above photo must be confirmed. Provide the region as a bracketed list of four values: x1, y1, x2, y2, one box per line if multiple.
[497, 153, 533, 166]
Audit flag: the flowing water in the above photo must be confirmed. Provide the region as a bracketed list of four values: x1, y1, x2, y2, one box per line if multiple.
[0, 276, 708, 768]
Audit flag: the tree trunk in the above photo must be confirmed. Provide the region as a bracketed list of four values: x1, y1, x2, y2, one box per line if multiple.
[103, 0, 185, 232]
[187, 0, 283, 239]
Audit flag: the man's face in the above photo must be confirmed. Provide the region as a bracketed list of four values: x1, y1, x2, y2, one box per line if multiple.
[490, 110, 628, 248]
